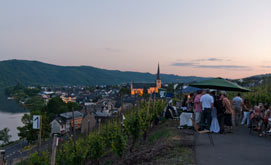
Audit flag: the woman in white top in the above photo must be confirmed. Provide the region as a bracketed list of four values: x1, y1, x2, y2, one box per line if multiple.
[210, 92, 220, 133]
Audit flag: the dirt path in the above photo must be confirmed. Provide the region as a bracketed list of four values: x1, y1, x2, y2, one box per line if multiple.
[195, 126, 271, 165]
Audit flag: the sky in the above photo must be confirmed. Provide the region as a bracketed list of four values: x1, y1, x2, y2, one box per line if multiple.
[0, 0, 271, 79]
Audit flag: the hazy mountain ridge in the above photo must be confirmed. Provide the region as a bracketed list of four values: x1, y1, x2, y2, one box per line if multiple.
[0, 59, 206, 87]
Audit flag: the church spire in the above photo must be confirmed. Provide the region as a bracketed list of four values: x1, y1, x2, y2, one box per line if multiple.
[156, 63, 160, 80]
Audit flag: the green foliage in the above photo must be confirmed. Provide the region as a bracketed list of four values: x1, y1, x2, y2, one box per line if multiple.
[17, 114, 38, 143]
[4, 85, 41, 107]
[28, 151, 50, 165]
[101, 123, 118, 148]
[172, 98, 181, 106]
[46, 97, 66, 118]
[111, 128, 127, 158]
[44, 97, 78, 120]
[56, 139, 77, 165]
[29, 99, 166, 164]
[0, 128, 11, 145]
[166, 84, 175, 93]
[24, 96, 45, 112]
[18, 151, 50, 165]
[86, 134, 106, 164]
[119, 87, 131, 95]
[124, 110, 142, 141]
[242, 78, 271, 106]
[147, 129, 172, 145]
[17, 112, 51, 143]
[138, 102, 151, 140]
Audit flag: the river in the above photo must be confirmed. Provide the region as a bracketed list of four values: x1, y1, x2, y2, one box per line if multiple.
[0, 112, 26, 142]
[0, 91, 28, 142]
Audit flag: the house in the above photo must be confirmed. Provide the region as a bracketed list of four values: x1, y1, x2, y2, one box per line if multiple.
[50, 117, 66, 136]
[95, 111, 111, 118]
[95, 111, 111, 124]
[121, 103, 133, 111]
[60, 111, 83, 132]
[81, 111, 96, 134]
[50, 111, 83, 136]
[60, 95, 77, 103]
[130, 64, 162, 96]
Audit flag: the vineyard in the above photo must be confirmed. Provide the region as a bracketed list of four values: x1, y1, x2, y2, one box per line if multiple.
[243, 78, 271, 106]
[20, 99, 172, 165]
[229, 77, 271, 106]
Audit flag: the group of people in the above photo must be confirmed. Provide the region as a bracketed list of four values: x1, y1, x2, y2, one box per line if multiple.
[249, 103, 271, 136]
[181, 89, 271, 135]
[191, 89, 234, 133]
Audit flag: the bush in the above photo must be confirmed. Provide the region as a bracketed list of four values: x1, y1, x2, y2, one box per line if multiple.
[86, 134, 106, 164]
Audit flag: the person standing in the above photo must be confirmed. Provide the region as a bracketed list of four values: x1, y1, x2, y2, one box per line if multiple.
[215, 94, 225, 134]
[221, 93, 233, 133]
[194, 90, 203, 126]
[200, 89, 214, 130]
[232, 93, 243, 126]
[241, 99, 251, 126]
[182, 94, 188, 111]
[210, 91, 220, 133]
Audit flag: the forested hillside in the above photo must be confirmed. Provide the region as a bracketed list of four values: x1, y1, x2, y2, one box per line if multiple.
[0, 60, 205, 87]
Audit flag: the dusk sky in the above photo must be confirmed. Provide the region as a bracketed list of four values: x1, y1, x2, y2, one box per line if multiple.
[1, 0, 271, 79]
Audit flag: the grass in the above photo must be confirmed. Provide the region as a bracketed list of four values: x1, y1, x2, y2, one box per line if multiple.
[147, 120, 195, 165]
[147, 128, 173, 145]
[21, 144, 36, 152]
[154, 146, 194, 165]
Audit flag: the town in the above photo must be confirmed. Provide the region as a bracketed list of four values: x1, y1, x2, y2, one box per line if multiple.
[1, 65, 186, 164]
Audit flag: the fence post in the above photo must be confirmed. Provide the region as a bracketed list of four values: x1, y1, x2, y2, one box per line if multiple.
[51, 134, 58, 165]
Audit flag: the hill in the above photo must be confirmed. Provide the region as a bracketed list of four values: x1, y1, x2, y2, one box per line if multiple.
[0, 59, 205, 87]
[234, 73, 271, 88]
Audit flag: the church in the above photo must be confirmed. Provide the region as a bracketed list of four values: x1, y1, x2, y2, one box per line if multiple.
[130, 64, 162, 96]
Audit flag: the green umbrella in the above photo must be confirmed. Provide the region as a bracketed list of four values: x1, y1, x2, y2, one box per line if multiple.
[189, 78, 250, 92]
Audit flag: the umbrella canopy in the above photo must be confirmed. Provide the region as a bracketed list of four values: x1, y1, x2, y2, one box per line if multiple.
[181, 86, 201, 93]
[189, 78, 250, 92]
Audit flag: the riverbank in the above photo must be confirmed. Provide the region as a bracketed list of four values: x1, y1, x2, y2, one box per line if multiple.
[0, 90, 27, 113]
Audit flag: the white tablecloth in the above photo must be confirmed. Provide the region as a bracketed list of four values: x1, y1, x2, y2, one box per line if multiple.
[180, 112, 193, 127]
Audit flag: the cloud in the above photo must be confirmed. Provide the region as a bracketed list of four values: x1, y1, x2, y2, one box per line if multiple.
[104, 47, 122, 53]
[207, 58, 223, 61]
[261, 66, 271, 68]
[171, 62, 250, 70]
[196, 65, 250, 69]
[193, 58, 229, 62]
[171, 62, 195, 67]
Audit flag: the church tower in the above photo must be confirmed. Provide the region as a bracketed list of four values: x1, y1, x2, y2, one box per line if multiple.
[156, 63, 161, 89]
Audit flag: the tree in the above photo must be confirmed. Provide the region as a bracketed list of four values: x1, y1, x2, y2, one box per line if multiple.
[120, 87, 131, 96]
[67, 102, 79, 112]
[24, 96, 45, 112]
[166, 84, 174, 93]
[45, 97, 68, 120]
[17, 112, 51, 143]
[0, 128, 12, 145]
[17, 114, 38, 143]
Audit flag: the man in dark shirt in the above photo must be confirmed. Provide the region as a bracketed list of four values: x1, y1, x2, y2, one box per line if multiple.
[215, 93, 225, 134]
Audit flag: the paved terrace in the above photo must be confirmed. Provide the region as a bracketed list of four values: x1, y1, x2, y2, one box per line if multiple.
[196, 126, 271, 165]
